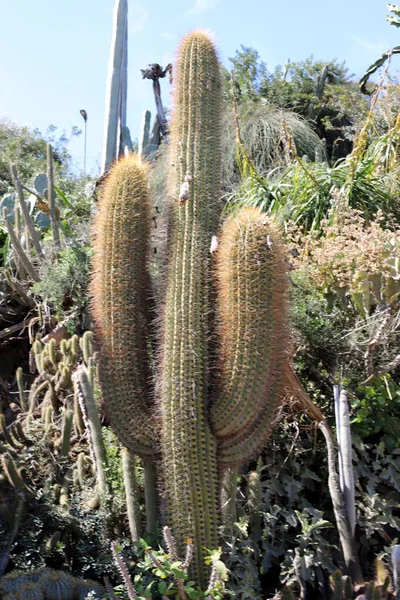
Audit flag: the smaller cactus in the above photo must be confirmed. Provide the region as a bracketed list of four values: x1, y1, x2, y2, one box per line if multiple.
[79, 331, 94, 365]
[332, 569, 343, 600]
[1, 453, 30, 494]
[16, 367, 28, 412]
[76, 452, 87, 488]
[0, 569, 25, 594]
[32, 340, 44, 373]
[41, 569, 75, 599]
[45, 530, 62, 553]
[73, 391, 85, 436]
[29, 380, 50, 414]
[15, 582, 45, 599]
[59, 471, 71, 507]
[60, 409, 73, 457]
[10, 421, 30, 446]
[331, 569, 354, 600]
[0, 414, 22, 449]
[47, 339, 57, 368]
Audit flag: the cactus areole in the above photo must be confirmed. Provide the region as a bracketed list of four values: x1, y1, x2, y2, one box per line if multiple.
[91, 31, 288, 588]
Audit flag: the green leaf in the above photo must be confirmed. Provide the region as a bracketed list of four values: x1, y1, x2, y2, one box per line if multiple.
[359, 46, 400, 94]
[144, 582, 155, 594]
[386, 15, 400, 26]
[387, 3, 400, 17]
[158, 581, 167, 594]
[54, 185, 72, 207]
[171, 566, 187, 579]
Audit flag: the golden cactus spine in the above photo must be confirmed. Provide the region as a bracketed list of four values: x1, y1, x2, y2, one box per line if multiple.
[90, 154, 156, 457]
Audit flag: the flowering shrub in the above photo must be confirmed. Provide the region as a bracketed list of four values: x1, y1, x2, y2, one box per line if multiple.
[290, 198, 400, 316]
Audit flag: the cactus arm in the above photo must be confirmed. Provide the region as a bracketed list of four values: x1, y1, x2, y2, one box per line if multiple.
[217, 377, 280, 468]
[211, 208, 288, 444]
[160, 31, 222, 585]
[90, 155, 156, 456]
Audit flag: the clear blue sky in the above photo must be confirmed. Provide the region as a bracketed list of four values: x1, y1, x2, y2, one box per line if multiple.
[1, 0, 399, 175]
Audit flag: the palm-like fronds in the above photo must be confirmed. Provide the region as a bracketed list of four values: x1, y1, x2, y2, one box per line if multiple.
[221, 101, 325, 188]
[232, 153, 398, 231]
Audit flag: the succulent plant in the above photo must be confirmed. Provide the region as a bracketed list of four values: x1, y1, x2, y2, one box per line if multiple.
[91, 30, 289, 587]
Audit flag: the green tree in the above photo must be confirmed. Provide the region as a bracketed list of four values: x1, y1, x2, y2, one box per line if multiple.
[0, 118, 80, 195]
[229, 45, 268, 102]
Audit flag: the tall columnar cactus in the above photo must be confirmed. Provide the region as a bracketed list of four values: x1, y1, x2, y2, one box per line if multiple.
[91, 31, 288, 587]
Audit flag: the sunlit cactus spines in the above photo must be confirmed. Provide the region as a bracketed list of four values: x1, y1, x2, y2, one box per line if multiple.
[41, 570, 76, 600]
[90, 153, 156, 457]
[212, 207, 289, 459]
[91, 30, 290, 588]
[159, 29, 223, 584]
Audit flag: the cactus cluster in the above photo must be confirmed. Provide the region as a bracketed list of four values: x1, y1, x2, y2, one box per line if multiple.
[91, 30, 289, 586]
[0, 329, 112, 579]
[0, 568, 105, 599]
[0, 330, 106, 501]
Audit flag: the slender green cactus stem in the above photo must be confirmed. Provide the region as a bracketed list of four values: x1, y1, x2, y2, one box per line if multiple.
[73, 391, 85, 436]
[73, 367, 107, 494]
[80, 331, 94, 365]
[0, 414, 22, 450]
[60, 409, 73, 457]
[332, 569, 343, 600]
[46, 144, 60, 250]
[122, 449, 141, 541]
[2, 208, 40, 282]
[1, 454, 30, 494]
[59, 471, 70, 507]
[143, 459, 158, 535]
[16, 368, 28, 412]
[10, 164, 44, 259]
[344, 575, 353, 599]
[160, 30, 222, 586]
